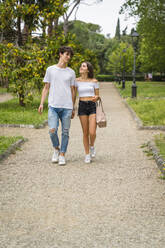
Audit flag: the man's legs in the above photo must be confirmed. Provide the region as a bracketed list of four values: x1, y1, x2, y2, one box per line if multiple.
[59, 109, 72, 154]
[48, 106, 60, 149]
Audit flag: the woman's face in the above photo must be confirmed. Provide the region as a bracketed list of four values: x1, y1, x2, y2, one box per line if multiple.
[79, 62, 88, 75]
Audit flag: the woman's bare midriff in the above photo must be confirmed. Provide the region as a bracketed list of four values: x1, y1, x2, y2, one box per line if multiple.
[79, 97, 94, 101]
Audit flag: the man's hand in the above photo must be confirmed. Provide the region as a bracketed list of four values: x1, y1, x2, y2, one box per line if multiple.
[38, 104, 43, 114]
[71, 109, 75, 119]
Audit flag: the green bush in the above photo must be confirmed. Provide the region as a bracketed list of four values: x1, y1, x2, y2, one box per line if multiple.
[96, 75, 115, 82]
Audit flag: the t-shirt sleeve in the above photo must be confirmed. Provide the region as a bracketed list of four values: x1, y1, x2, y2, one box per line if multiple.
[43, 68, 50, 83]
[94, 82, 99, 89]
[70, 71, 76, 86]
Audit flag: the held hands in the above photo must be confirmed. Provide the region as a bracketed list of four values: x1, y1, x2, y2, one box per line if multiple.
[38, 104, 43, 114]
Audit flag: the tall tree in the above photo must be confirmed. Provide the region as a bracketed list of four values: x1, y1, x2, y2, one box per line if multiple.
[115, 18, 121, 40]
[121, 0, 165, 73]
[62, 0, 103, 36]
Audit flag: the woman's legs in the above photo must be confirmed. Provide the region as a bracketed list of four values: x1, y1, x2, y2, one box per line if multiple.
[89, 114, 97, 147]
[79, 115, 90, 154]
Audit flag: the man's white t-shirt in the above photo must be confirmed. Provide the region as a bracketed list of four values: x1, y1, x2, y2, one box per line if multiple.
[43, 65, 76, 109]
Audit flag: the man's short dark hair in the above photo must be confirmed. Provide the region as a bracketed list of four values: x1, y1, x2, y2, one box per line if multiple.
[59, 46, 74, 57]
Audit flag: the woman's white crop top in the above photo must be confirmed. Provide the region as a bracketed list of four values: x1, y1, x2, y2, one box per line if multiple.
[75, 81, 99, 97]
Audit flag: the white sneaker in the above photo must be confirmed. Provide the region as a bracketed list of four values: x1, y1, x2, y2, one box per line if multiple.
[90, 146, 96, 158]
[52, 149, 59, 163]
[84, 154, 91, 163]
[58, 155, 66, 165]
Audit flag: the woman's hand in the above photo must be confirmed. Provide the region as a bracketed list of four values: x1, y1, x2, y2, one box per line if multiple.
[91, 96, 99, 102]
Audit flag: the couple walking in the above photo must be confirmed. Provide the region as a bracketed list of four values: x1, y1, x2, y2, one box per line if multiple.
[38, 46, 99, 165]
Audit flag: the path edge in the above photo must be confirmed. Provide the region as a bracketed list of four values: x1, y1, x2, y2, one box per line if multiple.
[0, 138, 28, 162]
[148, 140, 165, 175]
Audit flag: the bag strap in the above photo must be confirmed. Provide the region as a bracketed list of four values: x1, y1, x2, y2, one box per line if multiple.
[97, 98, 105, 113]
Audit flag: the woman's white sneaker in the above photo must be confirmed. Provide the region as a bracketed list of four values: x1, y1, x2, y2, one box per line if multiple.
[52, 149, 59, 163]
[84, 154, 91, 163]
[90, 146, 96, 158]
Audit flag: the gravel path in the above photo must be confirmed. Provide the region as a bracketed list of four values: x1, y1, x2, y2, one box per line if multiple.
[0, 83, 165, 248]
[0, 93, 13, 103]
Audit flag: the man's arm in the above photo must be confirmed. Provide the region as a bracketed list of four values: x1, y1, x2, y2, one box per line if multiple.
[71, 85, 76, 119]
[38, 83, 50, 114]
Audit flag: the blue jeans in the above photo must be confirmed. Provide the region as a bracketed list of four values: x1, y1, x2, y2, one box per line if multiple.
[48, 106, 72, 153]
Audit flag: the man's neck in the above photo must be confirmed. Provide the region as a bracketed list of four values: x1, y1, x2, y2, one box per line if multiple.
[56, 60, 67, 68]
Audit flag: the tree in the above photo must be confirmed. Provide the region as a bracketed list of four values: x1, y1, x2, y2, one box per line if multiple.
[121, 0, 165, 73]
[62, 0, 103, 36]
[115, 18, 121, 40]
[107, 42, 134, 76]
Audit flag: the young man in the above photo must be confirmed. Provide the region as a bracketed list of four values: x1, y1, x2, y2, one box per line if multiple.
[38, 46, 76, 165]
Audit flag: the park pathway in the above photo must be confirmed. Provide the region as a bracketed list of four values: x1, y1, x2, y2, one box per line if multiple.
[0, 93, 13, 103]
[0, 83, 165, 248]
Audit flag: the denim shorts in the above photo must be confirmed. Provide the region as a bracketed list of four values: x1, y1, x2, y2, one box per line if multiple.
[78, 100, 96, 116]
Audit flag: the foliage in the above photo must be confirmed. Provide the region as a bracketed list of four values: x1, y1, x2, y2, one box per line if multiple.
[121, 0, 165, 73]
[96, 75, 116, 82]
[107, 42, 134, 75]
[115, 18, 121, 40]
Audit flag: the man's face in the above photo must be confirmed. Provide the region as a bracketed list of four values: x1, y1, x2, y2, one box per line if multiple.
[60, 52, 71, 63]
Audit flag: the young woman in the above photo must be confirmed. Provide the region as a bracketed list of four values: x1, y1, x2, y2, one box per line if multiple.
[75, 62, 99, 163]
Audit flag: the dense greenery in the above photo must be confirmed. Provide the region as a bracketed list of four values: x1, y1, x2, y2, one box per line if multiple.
[0, 1, 100, 106]
[121, 0, 165, 73]
[0, 136, 24, 155]
[0, 0, 164, 107]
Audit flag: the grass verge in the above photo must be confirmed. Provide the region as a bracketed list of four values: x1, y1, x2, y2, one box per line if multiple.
[155, 134, 165, 160]
[0, 87, 7, 94]
[116, 81, 165, 98]
[0, 136, 24, 155]
[127, 98, 165, 126]
[0, 98, 48, 127]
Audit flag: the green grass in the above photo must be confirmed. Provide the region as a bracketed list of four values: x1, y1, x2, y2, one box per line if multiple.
[155, 134, 165, 161]
[127, 98, 165, 126]
[0, 136, 24, 155]
[0, 87, 7, 94]
[116, 81, 165, 98]
[0, 98, 48, 127]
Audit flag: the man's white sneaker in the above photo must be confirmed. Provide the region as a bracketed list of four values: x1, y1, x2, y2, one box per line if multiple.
[90, 146, 96, 158]
[52, 149, 59, 163]
[84, 154, 91, 163]
[58, 155, 66, 165]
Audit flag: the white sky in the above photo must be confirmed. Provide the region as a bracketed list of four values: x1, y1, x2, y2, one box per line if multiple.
[70, 0, 137, 38]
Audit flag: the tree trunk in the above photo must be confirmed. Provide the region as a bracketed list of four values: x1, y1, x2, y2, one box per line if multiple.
[63, 19, 69, 36]
[17, 16, 22, 46]
[53, 18, 59, 34]
[48, 19, 53, 37]
[19, 93, 25, 107]
[22, 23, 29, 44]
